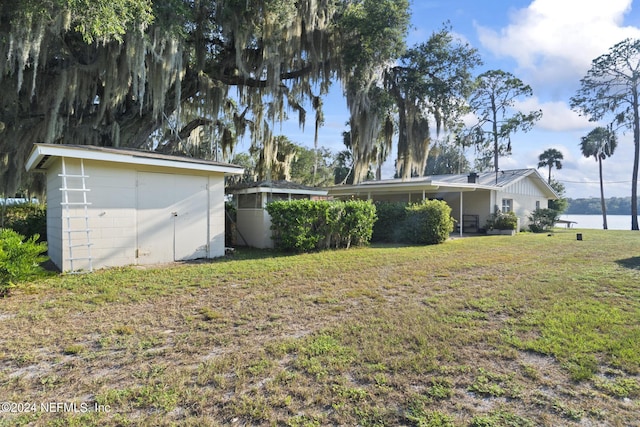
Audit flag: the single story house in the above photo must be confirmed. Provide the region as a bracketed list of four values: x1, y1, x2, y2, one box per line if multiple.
[327, 169, 559, 235]
[227, 181, 328, 248]
[26, 143, 243, 272]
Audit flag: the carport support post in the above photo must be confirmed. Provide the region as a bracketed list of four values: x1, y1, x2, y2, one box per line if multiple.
[459, 192, 463, 237]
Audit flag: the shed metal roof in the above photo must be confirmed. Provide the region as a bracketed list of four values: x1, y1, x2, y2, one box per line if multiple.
[25, 143, 244, 175]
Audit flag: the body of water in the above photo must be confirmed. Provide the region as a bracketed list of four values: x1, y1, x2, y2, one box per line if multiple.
[558, 214, 637, 230]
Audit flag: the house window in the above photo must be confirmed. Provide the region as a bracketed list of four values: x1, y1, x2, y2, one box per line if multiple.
[536, 201, 541, 210]
[502, 198, 513, 213]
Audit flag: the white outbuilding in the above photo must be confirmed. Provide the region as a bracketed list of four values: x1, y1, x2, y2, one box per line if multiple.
[227, 181, 328, 249]
[26, 143, 243, 272]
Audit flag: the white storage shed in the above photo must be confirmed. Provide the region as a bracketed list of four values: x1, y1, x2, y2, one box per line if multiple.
[26, 144, 243, 272]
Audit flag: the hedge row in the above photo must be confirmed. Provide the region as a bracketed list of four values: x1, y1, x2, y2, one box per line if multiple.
[266, 199, 377, 252]
[372, 200, 454, 245]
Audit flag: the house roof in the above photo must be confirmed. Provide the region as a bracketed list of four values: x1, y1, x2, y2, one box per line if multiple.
[227, 180, 328, 196]
[327, 169, 559, 199]
[25, 143, 244, 175]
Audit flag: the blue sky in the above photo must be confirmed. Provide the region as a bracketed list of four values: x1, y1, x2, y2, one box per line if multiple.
[242, 0, 640, 199]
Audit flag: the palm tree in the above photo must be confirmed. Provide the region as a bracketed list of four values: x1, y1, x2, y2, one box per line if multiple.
[580, 127, 618, 230]
[538, 148, 564, 184]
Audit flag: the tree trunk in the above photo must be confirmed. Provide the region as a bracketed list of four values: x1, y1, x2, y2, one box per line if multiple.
[632, 87, 640, 230]
[491, 94, 499, 184]
[598, 157, 608, 230]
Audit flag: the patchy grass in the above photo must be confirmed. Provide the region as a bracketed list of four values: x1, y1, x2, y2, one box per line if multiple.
[0, 229, 639, 425]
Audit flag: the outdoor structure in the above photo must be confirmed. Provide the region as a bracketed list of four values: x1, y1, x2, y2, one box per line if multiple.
[228, 181, 328, 248]
[26, 143, 243, 272]
[327, 169, 558, 235]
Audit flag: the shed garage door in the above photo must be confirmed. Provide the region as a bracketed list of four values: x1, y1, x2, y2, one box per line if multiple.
[136, 172, 208, 264]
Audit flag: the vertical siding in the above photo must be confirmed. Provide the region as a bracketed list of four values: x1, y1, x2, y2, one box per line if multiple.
[500, 176, 548, 229]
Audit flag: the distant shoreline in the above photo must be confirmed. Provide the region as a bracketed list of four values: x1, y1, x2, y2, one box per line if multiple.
[565, 197, 640, 215]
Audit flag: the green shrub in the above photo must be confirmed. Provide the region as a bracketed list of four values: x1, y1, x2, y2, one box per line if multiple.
[372, 201, 407, 242]
[0, 202, 47, 241]
[0, 228, 49, 297]
[486, 211, 518, 230]
[268, 199, 453, 251]
[338, 200, 377, 248]
[266, 200, 376, 252]
[403, 200, 455, 245]
[268, 199, 323, 252]
[528, 208, 559, 233]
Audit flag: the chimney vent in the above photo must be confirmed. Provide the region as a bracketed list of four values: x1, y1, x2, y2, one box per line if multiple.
[467, 172, 479, 184]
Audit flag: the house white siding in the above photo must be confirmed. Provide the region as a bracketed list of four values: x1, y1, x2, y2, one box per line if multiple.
[498, 178, 549, 229]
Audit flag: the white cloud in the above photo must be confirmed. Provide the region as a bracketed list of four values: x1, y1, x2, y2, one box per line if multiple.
[476, 0, 640, 94]
[513, 97, 593, 132]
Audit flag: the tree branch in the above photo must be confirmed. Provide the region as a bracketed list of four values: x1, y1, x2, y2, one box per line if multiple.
[213, 62, 321, 88]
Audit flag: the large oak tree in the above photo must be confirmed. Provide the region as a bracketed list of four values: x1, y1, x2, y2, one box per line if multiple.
[386, 26, 480, 180]
[0, 0, 411, 194]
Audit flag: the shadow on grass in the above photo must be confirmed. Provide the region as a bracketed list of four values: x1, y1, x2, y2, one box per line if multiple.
[615, 256, 640, 270]
[180, 246, 301, 265]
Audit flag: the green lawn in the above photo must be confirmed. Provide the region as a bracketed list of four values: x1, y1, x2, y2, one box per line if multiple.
[1, 229, 639, 426]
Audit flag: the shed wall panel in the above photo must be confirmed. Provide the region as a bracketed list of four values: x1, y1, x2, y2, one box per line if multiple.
[236, 209, 273, 248]
[83, 161, 137, 268]
[208, 176, 226, 257]
[46, 161, 63, 270]
[136, 172, 209, 264]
